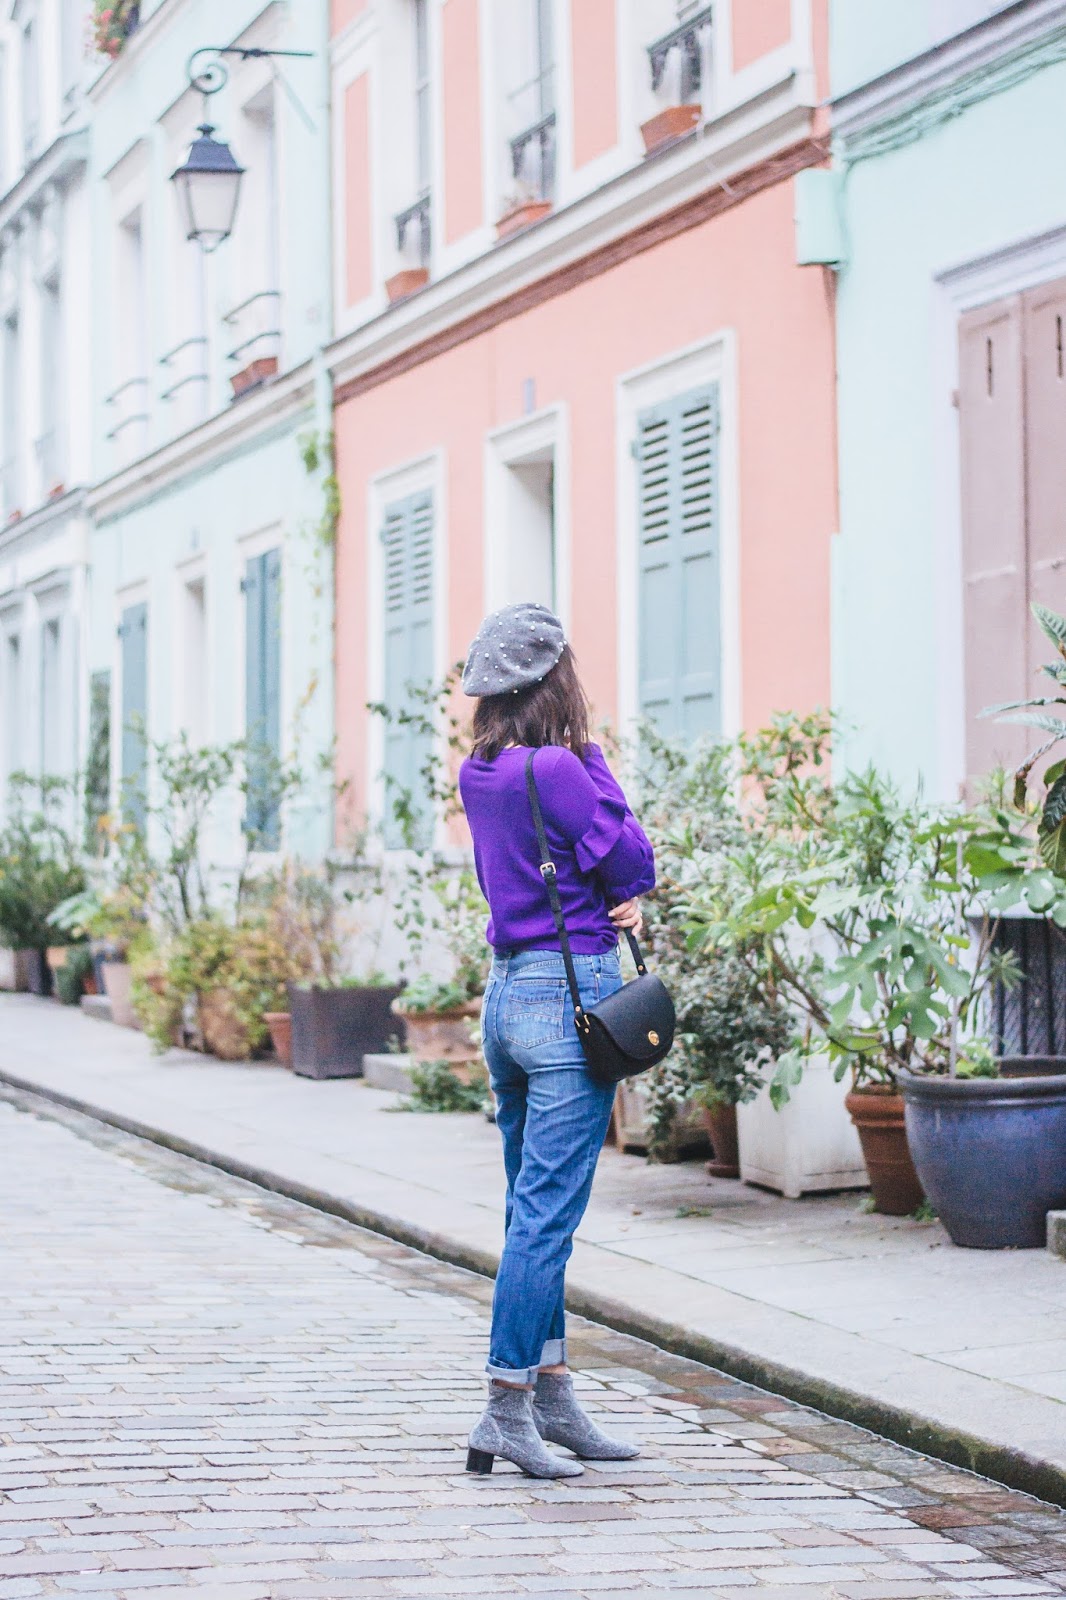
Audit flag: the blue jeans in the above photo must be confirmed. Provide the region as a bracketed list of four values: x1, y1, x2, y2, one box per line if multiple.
[481, 947, 621, 1384]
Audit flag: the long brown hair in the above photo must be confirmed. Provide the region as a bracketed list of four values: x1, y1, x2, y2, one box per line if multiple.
[471, 644, 590, 762]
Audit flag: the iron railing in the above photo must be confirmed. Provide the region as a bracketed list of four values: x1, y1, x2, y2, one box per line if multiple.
[648, 6, 713, 102]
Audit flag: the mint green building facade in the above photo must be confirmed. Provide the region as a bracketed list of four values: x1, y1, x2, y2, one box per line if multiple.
[830, 0, 1066, 798]
[85, 0, 335, 859]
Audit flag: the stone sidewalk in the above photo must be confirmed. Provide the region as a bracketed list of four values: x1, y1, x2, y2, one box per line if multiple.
[2, 994, 1065, 1506]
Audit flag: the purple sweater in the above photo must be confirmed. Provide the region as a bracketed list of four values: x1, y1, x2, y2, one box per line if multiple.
[459, 743, 656, 954]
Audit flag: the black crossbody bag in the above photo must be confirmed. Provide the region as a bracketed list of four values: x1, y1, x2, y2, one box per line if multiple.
[525, 750, 675, 1086]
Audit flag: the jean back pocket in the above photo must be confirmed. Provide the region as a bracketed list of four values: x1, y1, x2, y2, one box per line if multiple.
[503, 974, 567, 1049]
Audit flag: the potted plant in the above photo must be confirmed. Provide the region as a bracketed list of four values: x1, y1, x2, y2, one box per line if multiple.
[496, 184, 553, 240]
[633, 727, 790, 1169]
[0, 774, 86, 998]
[93, 0, 140, 60]
[390, 861, 488, 1074]
[893, 604, 1066, 1248]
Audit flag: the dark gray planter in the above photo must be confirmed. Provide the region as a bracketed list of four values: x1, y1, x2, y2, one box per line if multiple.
[24, 949, 52, 997]
[288, 983, 405, 1080]
[900, 1071, 1066, 1249]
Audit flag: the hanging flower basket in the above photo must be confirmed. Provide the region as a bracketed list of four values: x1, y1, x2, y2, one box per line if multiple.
[93, 0, 140, 61]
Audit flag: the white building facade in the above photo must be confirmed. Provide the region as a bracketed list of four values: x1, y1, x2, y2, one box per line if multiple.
[0, 0, 94, 815]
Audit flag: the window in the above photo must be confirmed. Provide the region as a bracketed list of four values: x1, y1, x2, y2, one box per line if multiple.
[414, 0, 431, 197]
[959, 276, 1066, 785]
[1, 314, 20, 517]
[40, 617, 63, 775]
[21, 16, 40, 165]
[62, 0, 85, 103]
[507, 0, 556, 205]
[391, 1, 433, 284]
[381, 491, 434, 847]
[119, 601, 148, 828]
[4, 633, 22, 782]
[243, 550, 282, 849]
[225, 89, 281, 394]
[182, 576, 208, 746]
[635, 384, 721, 738]
[38, 275, 62, 494]
[107, 209, 149, 458]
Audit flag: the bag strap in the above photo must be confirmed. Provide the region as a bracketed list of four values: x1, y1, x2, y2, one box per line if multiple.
[524, 751, 648, 1036]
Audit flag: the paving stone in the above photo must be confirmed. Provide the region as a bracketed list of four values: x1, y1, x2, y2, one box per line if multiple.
[1, 1095, 1066, 1600]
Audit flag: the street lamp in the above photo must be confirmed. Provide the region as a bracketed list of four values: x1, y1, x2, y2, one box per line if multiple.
[171, 124, 244, 253]
[170, 45, 313, 253]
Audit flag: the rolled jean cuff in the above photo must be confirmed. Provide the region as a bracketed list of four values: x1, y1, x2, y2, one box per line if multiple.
[486, 1337, 567, 1386]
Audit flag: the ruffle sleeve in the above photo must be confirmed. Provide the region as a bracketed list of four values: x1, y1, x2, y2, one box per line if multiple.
[573, 793, 628, 873]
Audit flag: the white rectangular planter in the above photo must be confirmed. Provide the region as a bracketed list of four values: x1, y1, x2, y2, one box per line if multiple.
[0, 948, 29, 991]
[737, 1055, 867, 1199]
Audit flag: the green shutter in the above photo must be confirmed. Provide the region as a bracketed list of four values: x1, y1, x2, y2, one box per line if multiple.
[119, 602, 148, 830]
[382, 490, 435, 848]
[244, 549, 282, 848]
[636, 384, 721, 739]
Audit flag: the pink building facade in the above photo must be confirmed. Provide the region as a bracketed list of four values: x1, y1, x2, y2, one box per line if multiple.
[328, 0, 837, 832]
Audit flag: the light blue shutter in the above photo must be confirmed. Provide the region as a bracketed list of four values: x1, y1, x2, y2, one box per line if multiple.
[636, 384, 720, 738]
[119, 602, 148, 829]
[382, 491, 434, 847]
[244, 549, 282, 848]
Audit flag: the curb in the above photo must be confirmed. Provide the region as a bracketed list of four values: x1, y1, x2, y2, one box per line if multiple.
[3, 1066, 1065, 1511]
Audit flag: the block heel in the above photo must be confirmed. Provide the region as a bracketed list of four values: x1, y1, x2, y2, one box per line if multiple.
[466, 1447, 494, 1474]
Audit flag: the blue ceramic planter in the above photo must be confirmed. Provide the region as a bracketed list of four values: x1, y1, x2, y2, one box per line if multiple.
[900, 1071, 1066, 1248]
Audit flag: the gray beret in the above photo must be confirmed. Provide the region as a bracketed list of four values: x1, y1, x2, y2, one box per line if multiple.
[461, 602, 566, 697]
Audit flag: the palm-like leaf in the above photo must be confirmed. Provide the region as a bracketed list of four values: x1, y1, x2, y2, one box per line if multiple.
[1034, 603, 1066, 658]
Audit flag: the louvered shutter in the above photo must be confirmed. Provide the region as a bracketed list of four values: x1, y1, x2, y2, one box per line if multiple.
[382, 490, 435, 848]
[1022, 277, 1066, 686]
[244, 549, 282, 848]
[636, 385, 721, 738]
[119, 602, 148, 829]
[958, 298, 1028, 783]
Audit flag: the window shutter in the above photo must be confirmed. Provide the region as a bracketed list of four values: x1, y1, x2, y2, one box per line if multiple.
[958, 297, 1028, 783]
[382, 490, 435, 847]
[120, 601, 148, 829]
[244, 549, 282, 848]
[1022, 277, 1066, 687]
[636, 384, 721, 739]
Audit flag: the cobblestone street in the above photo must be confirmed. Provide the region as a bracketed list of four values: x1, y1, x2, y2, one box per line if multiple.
[2, 1089, 1066, 1600]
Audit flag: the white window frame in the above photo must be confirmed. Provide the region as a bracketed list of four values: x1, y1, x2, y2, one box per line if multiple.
[483, 402, 571, 631]
[933, 222, 1066, 801]
[366, 448, 448, 844]
[614, 330, 740, 741]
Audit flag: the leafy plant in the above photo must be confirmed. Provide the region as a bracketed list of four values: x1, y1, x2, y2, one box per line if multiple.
[984, 603, 1066, 874]
[0, 775, 86, 950]
[54, 946, 95, 1006]
[92, 0, 139, 59]
[680, 726, 1047, 1102]
[401, 1059, 489, 1114]
[628, 725, 792, 1155]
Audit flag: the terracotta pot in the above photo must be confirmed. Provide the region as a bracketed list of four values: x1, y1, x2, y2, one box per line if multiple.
[398, 1000, 482, 1065]
[495, 199, 552, 239]
[230, 355, 279, 398]
[264, 1011, 292, 1067]
[845, 1085, 925, 1216]
[702, 1102, 740, 1179]
[640, 103, 701, 154]
[101, 959, 136, 1027]
[199, 988, 252, 1061]
[385, 267, 429, 302]
[46, 945, 69, 972]
[82, 972, 98, 997]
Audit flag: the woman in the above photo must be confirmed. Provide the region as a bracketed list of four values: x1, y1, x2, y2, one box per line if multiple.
[458, 601, 655, 1478]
